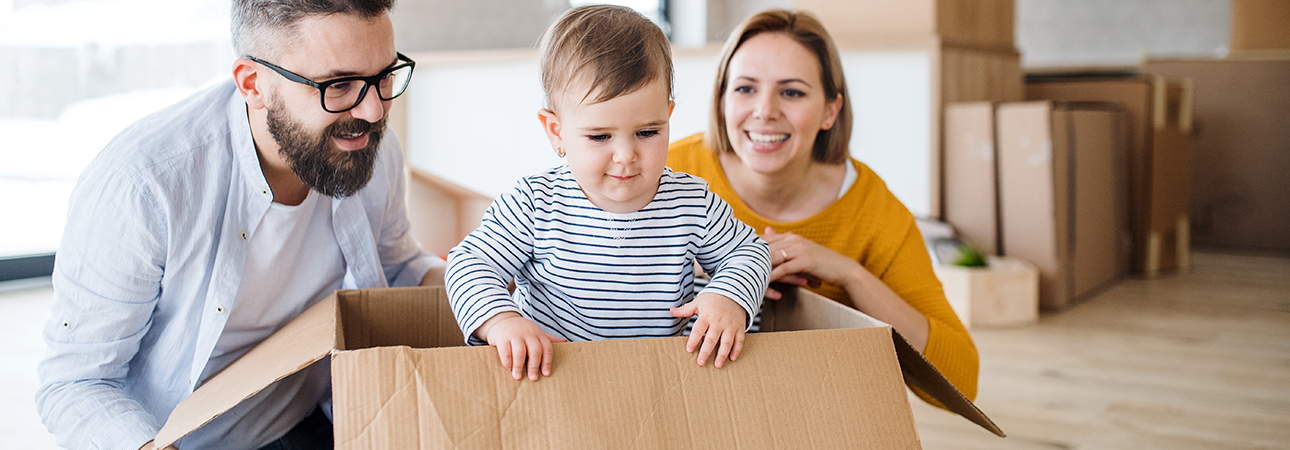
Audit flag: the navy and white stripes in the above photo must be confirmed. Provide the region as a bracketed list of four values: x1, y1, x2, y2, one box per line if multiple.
[446, 166, 770, 345]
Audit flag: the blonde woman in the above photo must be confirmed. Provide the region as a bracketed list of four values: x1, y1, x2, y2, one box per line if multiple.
[668, 9, 978, 405]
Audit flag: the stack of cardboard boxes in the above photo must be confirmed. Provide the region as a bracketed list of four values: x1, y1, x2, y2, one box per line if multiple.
[941, 77, 1194, 312]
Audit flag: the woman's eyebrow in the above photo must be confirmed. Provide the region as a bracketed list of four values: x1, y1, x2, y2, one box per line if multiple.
[734, 75, 813, 87]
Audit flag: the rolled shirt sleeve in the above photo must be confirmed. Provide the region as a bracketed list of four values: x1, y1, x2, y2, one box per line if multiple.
[37, 161, 167, 450]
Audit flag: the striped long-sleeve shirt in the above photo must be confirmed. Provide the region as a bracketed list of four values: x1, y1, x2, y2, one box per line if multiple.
[447, 166, 771, 345]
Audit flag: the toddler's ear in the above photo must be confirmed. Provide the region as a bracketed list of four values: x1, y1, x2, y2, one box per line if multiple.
[668, 100, 675, 117]
[537, 108, 563, 154]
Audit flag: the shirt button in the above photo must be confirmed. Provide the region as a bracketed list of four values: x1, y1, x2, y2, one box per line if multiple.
[61, 321, 70, 329]
[240, 231, 248, 240]
[260, 189, 270, 196]
[215, 306, 225, 314]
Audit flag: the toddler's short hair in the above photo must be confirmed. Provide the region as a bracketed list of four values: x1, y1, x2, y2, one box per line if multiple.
[538, 4, 673, 111]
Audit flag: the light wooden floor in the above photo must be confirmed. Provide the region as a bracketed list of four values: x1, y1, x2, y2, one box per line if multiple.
[910, 251, 1290, 449]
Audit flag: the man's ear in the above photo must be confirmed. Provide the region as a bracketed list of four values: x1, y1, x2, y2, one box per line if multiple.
[537, 108, 563, 156]
[234, 57, 267, 110]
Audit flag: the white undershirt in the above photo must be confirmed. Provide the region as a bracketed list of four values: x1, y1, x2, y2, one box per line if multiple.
[190, 189, 346, 449]
[839, 160, 857, 199]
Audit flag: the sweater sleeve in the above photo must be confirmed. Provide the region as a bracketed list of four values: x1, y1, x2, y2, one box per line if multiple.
[695, 190, 771, 330]
[445, 182, 534, 345]
[880, 222, 980, 404]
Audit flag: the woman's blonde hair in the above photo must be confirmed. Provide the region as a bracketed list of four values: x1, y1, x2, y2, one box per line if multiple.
[707, 9, 851, 164]
[538, 4, 673, 112]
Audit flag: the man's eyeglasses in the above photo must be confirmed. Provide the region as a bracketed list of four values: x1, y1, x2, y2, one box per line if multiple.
[246, 53, 416, 113]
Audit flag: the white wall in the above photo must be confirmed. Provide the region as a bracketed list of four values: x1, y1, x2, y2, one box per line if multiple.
[405, 48, 937, 218]
[405, 50, 721, 199]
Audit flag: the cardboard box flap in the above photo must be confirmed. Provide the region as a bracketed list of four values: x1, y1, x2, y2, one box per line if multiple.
[154, 294, 339, 448]
[765, 288, 1004, 437]
[333, 328, 922, 449]
[891, 330, 1005, 437]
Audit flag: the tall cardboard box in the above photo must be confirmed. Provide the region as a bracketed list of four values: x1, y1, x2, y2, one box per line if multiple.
[153, 287, 1002, 449]
[997, 102, 1129, 310]
[943, 102, 1000, 254]
[795, 0, 1014, 50]
[1230, 0, 1290, 52]
[1026, 76, 1193, 277]
[1142, 57, 1290, 252]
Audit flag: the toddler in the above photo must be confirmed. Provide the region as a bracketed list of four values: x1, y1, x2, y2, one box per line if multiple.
[445, 4, 770, 381]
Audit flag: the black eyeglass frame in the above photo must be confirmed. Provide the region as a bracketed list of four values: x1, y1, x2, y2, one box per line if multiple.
[246, 52, 416, 113]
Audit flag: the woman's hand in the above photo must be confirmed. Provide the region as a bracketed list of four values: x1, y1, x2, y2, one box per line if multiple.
[761, 226, 930, 351]
[761, 227, 860, 300]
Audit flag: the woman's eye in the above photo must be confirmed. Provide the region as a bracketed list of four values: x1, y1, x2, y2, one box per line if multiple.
[637, 129, 659, 138]
[732, 85, 753, 94]
[782, 88, 806, 98]
[588, 134, 610, 142]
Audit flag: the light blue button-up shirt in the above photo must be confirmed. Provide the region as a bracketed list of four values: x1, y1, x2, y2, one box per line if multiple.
[36, 80, 443, 450]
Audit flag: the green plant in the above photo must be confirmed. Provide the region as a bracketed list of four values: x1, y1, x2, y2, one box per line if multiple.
[953, 245, 989, 268]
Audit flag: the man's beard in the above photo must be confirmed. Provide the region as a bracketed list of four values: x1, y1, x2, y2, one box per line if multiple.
[265, 100, 384, 198]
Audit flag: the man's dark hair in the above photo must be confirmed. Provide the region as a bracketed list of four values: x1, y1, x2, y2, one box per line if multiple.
[231, 0, 394, 59]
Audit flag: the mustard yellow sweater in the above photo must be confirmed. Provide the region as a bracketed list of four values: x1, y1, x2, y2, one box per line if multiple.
[668, 133, 979, 404]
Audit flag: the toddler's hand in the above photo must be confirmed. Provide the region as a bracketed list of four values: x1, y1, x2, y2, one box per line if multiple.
[670, 293, 747, 368]
[477, 312, 567, 380]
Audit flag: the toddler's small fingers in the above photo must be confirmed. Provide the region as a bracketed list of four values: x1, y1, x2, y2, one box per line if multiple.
[546, 333, 568, 343]
[510, 340, 526, 380]
[669, 304, 698, 318]
[697, 329, 720, 366]
[731, 331, 745, 361]
[525, 337, 543, 381]
[541, 338, 555, 376]
[496, 341, 513, 369]
[686, 319, 709, 353]
[714, 330, 734, 368]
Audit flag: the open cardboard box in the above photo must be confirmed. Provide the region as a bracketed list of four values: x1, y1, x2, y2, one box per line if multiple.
[154, 287, 1003, 449]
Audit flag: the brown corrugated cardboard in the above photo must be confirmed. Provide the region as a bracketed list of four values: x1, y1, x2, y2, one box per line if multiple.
[1142, 57, 1290, 252]
[1025, 76, 1193, 276]
[936, 256, 1039, 328]
[1231, 0, 1290, 51]
[154, 287, 1002, 449]
[997, 102, 1129, 310]
[943, 102, 1000, 254]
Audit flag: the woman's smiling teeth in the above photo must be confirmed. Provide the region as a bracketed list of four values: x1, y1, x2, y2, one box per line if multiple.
[747, 131, 788, 144]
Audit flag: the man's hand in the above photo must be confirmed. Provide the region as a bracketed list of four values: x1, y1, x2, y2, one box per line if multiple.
[670, 292, 747, 368]
[476, 312, 567, 380]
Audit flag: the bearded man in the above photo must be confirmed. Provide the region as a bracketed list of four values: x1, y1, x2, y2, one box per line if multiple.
[35, 1, 445, 449]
